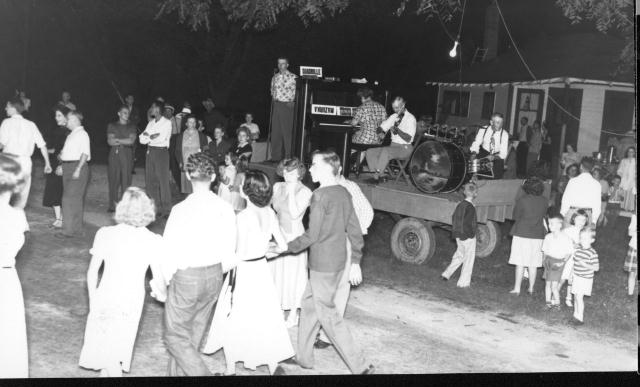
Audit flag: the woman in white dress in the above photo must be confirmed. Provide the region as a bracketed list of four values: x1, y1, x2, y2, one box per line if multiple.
[617, 146, 636, 211]
[270, 158, 312, 327]
[0, 154, 29, 378]
[203, 170, 293, 376]
[78, 187, 165, 377]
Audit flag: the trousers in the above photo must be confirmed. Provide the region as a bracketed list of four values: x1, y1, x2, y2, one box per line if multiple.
[365, 143, 413, 174]
[442, 237, 477, 287]
[145, 147, 172, 215]
[270, 101, 295, 161]
[164, 265, 223, 376]
[318, 239, 352, 343]
[107, 146, 133, 210]
[516, 142, 529, 177]
[297, 269, 366, 374]
[12, 156, 32, 209]
[62, 163, 89, 236]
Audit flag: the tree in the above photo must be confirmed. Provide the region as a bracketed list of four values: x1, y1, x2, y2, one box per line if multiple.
[555, 0, 634, 76]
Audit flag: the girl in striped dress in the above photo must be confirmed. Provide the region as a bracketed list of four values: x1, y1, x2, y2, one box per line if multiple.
[570, 227, 599, 325]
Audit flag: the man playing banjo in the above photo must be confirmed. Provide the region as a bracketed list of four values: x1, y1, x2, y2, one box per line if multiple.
[469, 112, 509, 179]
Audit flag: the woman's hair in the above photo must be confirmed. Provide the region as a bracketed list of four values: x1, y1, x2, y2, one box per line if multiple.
[625, 146, 636, 158]
[0, 154, 24, 194]
[276, 157, 306, 179]
[53, 104, 71, 117]
[311, 149, 341, 176]
[570, 209, 588, 225]
[242, 169, 273, 208]
[356, 87, 374, 100]
[114, 187, 156, 227]
[185, 152, 216, 182]
[522, 177, 545, 196]
[225, 151, 239, 166]
[236, 126, 250, 139]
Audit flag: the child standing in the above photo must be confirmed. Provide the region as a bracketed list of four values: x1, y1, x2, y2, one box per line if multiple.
[217, 152, 238, 204]
[606, 175, 624, 227]
[560, 210, 588, 307]
[442, 182, 478, 288]
[624, 214, 637, 297]
[570, 227, 599, 325]
[541, 214, 574, 308]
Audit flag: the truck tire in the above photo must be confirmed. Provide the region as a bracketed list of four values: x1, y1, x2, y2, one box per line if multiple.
[390, 217, 436, 264]
[476, 221, 501, 258]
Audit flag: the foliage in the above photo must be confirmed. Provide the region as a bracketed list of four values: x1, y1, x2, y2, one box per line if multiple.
[555, 0, 634, 76]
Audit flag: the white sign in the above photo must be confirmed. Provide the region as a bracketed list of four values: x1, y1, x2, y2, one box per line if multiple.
[300, 66, 323, 78]
[338, 106, 356, 116]
[312, 104, 337, 115]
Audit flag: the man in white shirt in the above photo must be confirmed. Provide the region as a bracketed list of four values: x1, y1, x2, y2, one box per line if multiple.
[316, 164, 374, 349]
[56, 110, 91, 238]
[560, 157, 601, 227]
[365, 96, 416, 184]
[469, 112, 510, 179]
[139, 102, 173, 217]
[0, 97, 52, 209]
[159, 152, 236, 376]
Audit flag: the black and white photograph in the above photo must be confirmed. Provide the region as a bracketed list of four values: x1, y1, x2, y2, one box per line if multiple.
[0, 0, 637, 380]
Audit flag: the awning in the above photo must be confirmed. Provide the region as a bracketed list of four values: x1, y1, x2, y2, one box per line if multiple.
[425, 77, 634, 88]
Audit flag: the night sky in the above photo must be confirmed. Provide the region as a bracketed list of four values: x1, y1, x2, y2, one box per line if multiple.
[0, 0, 600, 159]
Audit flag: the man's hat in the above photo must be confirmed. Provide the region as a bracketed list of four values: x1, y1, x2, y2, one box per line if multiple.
[165, 104, 175, 112]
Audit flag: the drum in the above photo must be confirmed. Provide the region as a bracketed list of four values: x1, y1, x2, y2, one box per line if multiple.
[409, 140, 468, 194]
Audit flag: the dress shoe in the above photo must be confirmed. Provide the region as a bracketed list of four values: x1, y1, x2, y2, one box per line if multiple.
[360, 364, 376, 374]
[313, 339, 332, 349]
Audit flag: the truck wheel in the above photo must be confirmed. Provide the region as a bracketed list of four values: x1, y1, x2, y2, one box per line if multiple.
[476, 221, 501, 258]
[390, 217, 436, 264]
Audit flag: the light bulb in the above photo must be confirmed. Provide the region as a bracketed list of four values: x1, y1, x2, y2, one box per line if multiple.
[449, 40, 459, 58]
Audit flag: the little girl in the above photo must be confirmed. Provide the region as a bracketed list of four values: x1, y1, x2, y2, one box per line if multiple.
[624, 214, 637, 296]
[218, 152, 238, 204]
[541, 214, 574, 308]
[570, 226, 599, 325]
[79, 187, 165, 377]
[560, 210, 588, 307]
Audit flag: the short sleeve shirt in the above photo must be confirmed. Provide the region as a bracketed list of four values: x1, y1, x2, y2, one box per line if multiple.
[379, 110, 417, 145]
[351, 101, 387, 145]
[60, 127, 91, 161]
[542, 232, 574, 259]
[0, 115, 46, 156]
[271, 71, 297, 102]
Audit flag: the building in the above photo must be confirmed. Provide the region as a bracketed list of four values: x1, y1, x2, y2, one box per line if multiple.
[426, 32, 635, 161]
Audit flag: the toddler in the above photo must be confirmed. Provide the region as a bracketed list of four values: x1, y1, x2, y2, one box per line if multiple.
[541, 214, 574, 308]
[218, 152, 238, 204]
[560, 210, 588, 307]
[570, 226, 599, 324]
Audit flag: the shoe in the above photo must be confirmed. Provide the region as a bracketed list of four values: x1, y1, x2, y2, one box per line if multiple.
[569, 317, 584, 326]
[51, 219, 63, 229]
[273, 366, 286, 376]
[565, 299, 573, 307]
[360, 364, 376, 375]
[313, 339, 332, 349]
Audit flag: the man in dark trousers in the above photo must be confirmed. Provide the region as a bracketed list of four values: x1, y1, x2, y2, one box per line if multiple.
[269, 57, 297, 161]
[515, 116, 531, 178]
[107, 106, 137, 212]
[286, 150, 375, 375]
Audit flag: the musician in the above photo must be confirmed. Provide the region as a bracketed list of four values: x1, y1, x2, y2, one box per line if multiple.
[269, 57, 298, 161]
[469, 112, 509, 179]
[365, 97, 416, 184]
[350, 88, 387, 146]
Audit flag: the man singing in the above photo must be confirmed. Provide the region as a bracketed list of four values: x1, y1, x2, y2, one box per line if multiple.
[469, 112, 510, 179]
[269, 57, 297, 161]
[365, 96, 416, 184]
[106, 106, 137, 212]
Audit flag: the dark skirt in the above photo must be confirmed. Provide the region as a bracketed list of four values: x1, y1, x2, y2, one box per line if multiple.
[43, 171, 63, 207]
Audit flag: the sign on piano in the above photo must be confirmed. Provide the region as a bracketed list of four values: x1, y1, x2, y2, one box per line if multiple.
[311, 104, 356, 117]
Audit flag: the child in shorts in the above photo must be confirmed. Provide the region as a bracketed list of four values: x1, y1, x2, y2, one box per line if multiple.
[541, 214, 574, 308]
[560, 210, 588, 307]
[570, 226, 599, 324]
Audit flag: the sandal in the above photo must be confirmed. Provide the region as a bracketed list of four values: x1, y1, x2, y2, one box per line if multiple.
[52, 219, 63, 228]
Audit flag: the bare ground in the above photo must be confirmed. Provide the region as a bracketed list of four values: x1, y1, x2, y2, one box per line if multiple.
[17, 163, 638, 377]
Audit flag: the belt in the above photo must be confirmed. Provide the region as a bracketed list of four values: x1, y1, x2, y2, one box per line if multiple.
[570, 206, 591, 210]
[111, 145, 133, 148]
[61, 160, 79, 163]
[148, 146, 168, 150]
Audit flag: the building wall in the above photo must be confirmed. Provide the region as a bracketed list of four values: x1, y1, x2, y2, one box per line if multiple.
[436, 85, 509, 128]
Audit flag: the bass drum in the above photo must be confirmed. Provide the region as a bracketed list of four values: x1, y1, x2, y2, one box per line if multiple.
[409, 141, 468, 194]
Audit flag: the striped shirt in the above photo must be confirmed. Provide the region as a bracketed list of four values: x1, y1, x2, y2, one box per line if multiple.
[572, 247, 599, 279]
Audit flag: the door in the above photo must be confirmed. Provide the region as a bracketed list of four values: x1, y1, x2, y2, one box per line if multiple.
[515, 88, 545, 132]
[544, 87, 583, 175]
[599, 90, 635, 153]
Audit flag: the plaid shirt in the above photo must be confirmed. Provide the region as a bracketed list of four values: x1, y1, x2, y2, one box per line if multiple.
[271, 71, 297, 102]
[351, 100, 387, 145]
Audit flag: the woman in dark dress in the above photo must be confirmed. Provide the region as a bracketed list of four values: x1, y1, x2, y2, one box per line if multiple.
[234, 127, 253, 162]
[43, 105, 70, 228]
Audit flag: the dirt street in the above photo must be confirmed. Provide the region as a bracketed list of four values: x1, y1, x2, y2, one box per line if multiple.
[17, 164, 638, 376]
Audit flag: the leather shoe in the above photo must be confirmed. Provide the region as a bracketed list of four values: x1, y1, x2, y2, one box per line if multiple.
[360, 364, 376, 374]
[313, 339, 332, 349]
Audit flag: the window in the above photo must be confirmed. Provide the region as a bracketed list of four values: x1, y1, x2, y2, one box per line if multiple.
[481, 92, 495, 120]
[442, 90, 470, 117]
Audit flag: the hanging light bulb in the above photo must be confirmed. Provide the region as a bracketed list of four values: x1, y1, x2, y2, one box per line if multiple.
[449, 40, 459, 58]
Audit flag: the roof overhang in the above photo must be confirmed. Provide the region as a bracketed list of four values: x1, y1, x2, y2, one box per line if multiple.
[425, 77, 634, 88]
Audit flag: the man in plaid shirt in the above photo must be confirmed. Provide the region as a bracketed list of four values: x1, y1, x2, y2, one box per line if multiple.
[350, 88, 387, 145]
